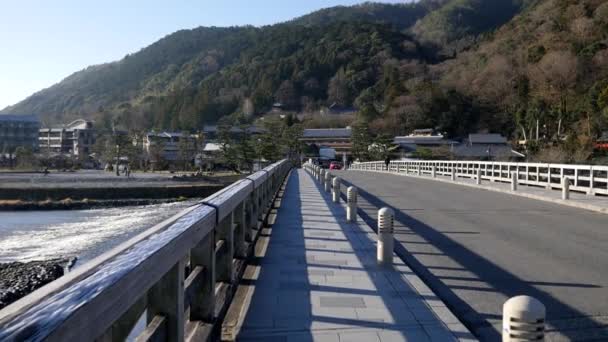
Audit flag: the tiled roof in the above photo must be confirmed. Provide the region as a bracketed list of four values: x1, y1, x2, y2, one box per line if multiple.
[469, 133, 507, 144]
[302, 128, 352, 138]
[394, 136, 455, 145]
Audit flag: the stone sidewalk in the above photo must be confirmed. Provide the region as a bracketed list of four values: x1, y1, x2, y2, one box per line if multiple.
[235, 169, 475, 342]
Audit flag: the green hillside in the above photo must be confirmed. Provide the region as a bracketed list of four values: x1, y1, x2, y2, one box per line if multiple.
[3, 0, 608, 162]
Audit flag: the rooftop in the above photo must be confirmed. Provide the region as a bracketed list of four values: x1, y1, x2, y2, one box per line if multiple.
[302, 128, 352, 139]
[468, 133, 508, 144]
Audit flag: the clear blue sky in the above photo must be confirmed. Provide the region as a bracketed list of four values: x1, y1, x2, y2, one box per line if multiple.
[0, 0, 408, 110]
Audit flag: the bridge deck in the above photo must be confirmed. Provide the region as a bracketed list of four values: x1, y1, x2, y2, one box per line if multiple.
[335, 170, 608, 341]
[236, 170, 473, 342]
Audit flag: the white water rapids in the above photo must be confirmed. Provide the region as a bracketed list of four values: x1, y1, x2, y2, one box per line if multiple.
[0, 200, 198, 265]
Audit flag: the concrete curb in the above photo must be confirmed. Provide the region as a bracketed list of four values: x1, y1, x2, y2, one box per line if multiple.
[356, 170, 608, 215]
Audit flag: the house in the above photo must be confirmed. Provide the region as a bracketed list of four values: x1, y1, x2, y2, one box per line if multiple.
[452, 133, 524, 160]
[196, 142, 222, 171]
[0, 114, 40, 152]
[300, 128, 352, 158]
[393, 129, 456, 158]
[202, 125, 266, 141]
[143, 132, 202, 166]
[38, 119, 95, 157]
[595, 132, 608, 151]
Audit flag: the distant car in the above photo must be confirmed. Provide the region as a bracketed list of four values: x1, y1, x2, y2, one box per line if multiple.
[329, 161, 342, 170]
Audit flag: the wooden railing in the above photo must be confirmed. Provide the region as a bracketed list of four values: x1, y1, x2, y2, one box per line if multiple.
[0, 160, 291, 342]
[350, 160, 608, 196]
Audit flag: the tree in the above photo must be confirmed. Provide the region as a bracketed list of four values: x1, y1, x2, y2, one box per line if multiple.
[328, 68, 351, 106]
[531, 51, 579, 137]
[351, 122, 372, 161]
[369, 134, 395, 161]
[217, 120, 240, 172]
[283, 124, 303, 158]
[15, 146, 37, 169]
[275, 80, 298, 109]
[177, 131, 195, 171]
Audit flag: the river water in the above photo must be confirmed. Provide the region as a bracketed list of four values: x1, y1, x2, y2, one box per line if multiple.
[0, 200, 199, 266]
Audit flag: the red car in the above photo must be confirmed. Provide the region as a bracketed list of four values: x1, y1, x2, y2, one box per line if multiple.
[329, 161, 343, 170]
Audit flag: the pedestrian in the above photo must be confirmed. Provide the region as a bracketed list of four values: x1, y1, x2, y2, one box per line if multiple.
[384, 156, 391, 171]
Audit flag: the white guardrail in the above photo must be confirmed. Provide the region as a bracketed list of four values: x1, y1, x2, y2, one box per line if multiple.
[350, 160, 608, 196]
[0, 160, 291, 342]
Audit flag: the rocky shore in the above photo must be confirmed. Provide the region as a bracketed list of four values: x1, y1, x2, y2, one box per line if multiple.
[0, 258, 75, 310]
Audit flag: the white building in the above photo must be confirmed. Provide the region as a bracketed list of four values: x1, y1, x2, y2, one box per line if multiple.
[38, 119, 95, 157]
[143, 131, 201, 164]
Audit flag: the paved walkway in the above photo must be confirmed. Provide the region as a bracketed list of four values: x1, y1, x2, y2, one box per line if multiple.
[335, 170, 608, 341]
[237, 170, 474, 342]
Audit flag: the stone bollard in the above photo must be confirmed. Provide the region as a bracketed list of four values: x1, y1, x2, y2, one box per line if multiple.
[377, 207, 394, 266]
[477, 168, 482, 185]
[562, 177, 570, 200]
[451, 167, 456, 181]
[347, 186, 357, 223]
[502, 295, 545, 341]
[324, 172, 331, 193]
[432, 165, 437, 178]
[332, 177, 341, 203]
[511, 171, 518, 191]
[319, 168, 325, 183]
[417, 164, 421, 175]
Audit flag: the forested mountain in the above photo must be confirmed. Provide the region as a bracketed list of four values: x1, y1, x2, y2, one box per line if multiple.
[3, 0, 608, 162]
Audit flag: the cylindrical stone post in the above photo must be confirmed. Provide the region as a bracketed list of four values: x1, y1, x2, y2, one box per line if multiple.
[502, 296, 545, 342]
[417, 164, 421, 176]
[377, 207, 394, 266]
[477, 168, 482, 185]
[562, 177, 570, 200]
[347, 186, 357, 223]
[324, 172, 331, 193]
[511, 171, 517, 191]
[451, 166, 456, 181]
[319, 168, 325, 183]
[432, 165, 437, 178]
[332, 177, 341, 203]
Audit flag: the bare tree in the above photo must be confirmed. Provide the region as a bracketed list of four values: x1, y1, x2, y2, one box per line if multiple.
[530, 50, 578, 137]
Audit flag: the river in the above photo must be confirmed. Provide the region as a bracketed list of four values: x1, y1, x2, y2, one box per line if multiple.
[0, 200, 199, 266]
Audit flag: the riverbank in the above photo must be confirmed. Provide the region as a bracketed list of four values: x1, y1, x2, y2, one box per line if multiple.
[0, 258, 75, 310]
[0, 170, 237, 209]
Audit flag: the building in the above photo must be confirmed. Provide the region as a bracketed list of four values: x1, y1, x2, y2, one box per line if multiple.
[39, 119, 96, 157]
[301, 127, 352, 157]
[452, 133, 524, 160]
[202, 125, 266, 141]
[393, 129, 456, 158]
[143, 132, 202, 165]
[595, 132, 608, 151]
[0, 114, 40, 152]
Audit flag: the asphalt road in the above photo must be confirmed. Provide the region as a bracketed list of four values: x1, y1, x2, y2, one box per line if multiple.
[334, 170, 608, 341]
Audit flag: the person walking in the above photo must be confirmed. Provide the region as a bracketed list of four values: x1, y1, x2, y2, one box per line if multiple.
[384, 156, 391, 171]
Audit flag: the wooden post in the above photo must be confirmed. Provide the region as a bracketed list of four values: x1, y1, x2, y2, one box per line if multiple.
[190, 232, 216, 322]
[233, 202, 246, 258]
[216, 215, 234, 283]
[147, 260, 185, 342]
